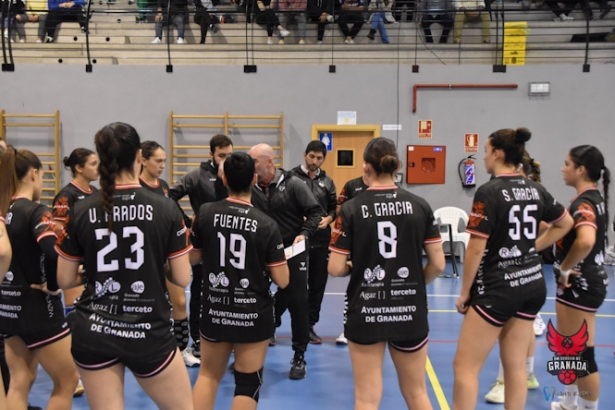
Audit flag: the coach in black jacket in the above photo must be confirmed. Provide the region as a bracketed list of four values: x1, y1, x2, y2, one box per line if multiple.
[168, 134, 233, 358]
[249, 143, 321, 380]
[290, 141, 337, 345]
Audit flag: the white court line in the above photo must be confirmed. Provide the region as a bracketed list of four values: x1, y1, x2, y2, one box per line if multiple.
[323, 292, 615, 303]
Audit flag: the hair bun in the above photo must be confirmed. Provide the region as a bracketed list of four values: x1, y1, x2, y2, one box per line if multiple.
[62, 156, 71, 167]
[514, 128, 532, 144]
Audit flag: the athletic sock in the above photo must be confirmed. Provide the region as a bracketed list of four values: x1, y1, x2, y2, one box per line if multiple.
[173, 318, 190, 351]
[579, 398, 598, 410]
[497, 361, 504, 381]
[562, 385, 579, 408]
[526, 356, 534, 374]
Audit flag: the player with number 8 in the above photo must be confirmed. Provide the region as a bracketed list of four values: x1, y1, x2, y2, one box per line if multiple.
[328, 137, 446, 410]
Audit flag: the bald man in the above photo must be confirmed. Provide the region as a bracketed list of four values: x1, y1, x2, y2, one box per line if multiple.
[249, 144, 321, 380]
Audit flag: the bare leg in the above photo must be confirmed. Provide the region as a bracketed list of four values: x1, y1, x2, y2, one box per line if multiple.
[231, 341, 268, 410]
[348, 341, 386, 410]
[136, 349, 193, 410]
[452, 308, 501, 410]
[4, 337, 37, 410]
[193, 338, 233, 410]
[390, 343, 433, 410]
[499, 318, 533, 410]
[78, 364, 125, 410]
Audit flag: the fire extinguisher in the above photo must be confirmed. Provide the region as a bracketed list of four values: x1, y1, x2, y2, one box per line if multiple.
[458, 155, 476, 188]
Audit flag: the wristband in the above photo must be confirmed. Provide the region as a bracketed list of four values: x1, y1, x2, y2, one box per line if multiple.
[559, 269, 570, 278]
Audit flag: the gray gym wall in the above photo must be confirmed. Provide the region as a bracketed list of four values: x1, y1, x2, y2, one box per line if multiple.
[1, 63, 612, 235]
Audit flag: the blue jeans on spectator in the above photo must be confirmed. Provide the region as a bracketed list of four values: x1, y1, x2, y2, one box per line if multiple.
[278, 11, 307, 40]
[155, 13, 185, 39]
[371, 12, 389, 43]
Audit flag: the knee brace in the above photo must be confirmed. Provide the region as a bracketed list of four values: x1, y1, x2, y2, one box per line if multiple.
[234, 368, 263, 402]
[581, 346, 598, 376]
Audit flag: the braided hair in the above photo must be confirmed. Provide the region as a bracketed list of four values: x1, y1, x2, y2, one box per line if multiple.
[94, 123, 141, 229]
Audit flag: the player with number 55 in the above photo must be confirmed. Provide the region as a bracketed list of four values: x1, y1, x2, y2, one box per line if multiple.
[452, 128, 574, 410]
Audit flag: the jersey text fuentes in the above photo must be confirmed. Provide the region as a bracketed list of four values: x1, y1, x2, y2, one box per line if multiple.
[213, 213, 258, 232]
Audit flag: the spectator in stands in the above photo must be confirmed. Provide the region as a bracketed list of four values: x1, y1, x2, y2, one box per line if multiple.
[152, 0, 188, 44]
[44, 0, 87, 43]
[27, 0, 48, 43]
[597, 0, 612, 18]
[367, 0, 390, 43]
[546, 0, 576, 20]
[277, 0, 307, 44]
[338, 0, 365, 44]
[393, 0, 414, 21]
[194, 0, 220, 43]
[308, 0, 335, 44]
[418, 0, 454, 44]
[2, 0, 27, 43]
[254, 0, 290, 44]
[452, 0, 490, 44]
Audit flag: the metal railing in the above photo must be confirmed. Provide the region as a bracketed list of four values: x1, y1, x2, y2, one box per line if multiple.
[1, 1, 614, 71]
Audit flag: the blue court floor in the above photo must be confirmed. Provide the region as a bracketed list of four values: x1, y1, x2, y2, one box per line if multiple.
[30, 263, 615, 409]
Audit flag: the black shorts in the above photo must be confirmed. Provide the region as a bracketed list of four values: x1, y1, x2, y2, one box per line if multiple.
[3, 324, 71, 350]
[348, 335, 429, 353]
[72, 345, 177, 378]
[472, 302, 541, 327]
[555, 266, 608, 312]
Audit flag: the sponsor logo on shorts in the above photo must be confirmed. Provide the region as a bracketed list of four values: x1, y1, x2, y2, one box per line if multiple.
[4, 271, 13, 282]
[95, 278, 121, 298]
[239, 278, 249, 289]
[397, 267, 409, 279]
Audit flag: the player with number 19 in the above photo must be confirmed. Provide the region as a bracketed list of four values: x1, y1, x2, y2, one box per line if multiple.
[328, 138, 445, 410]
[55, 123, 194, 410]
[191, 152, 289, 410]
[452, 128, 573, 410]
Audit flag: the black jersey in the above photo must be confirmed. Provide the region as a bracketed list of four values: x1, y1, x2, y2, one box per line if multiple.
[329, 186, 441, 343]
[139, 176, 170, 198]
[52, 181, 98, 223]
[338, 176, 369, 206]
[0, 197, 65, 335]
[555, 188, 608, 274]
[56, 184, 192, 355]
[466, 174, 567, 306]
[192, 198, 287, 343]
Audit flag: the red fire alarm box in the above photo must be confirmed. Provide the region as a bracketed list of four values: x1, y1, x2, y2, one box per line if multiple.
[406, 145, 446, 184]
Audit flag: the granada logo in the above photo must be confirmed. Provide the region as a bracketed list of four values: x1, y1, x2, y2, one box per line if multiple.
[546, 320, 588, 385]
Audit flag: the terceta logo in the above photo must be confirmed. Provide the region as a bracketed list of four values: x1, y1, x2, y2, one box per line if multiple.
[546, 320, 589, 385]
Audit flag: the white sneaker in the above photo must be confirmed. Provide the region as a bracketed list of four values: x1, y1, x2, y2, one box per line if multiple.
[2, 29, 7, 38]
[317, 40, 323, 44]
[181, 348, 201, 367]
[336, 332, 348, 345]
[267, 39, 273, 44]
[326, 14, 334, 23]
[36, 39, 42, 43]
[562, 15, 574, 21]
[177, 37, 185, 44]
[484, 379, 505, 404]
[551, 402, 579, 410]
[533, 314, 546, 336]
[151, 37, 162, 44]
[279, 29, 290, 37]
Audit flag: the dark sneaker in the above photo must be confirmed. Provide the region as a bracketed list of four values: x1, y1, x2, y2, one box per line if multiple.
[191, 339, 201, 358]
[309, 327, 322, 344]
[289, 355, 306, 379]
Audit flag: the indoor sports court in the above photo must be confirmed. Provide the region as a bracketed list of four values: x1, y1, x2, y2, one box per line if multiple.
[27, 261, 615, 409]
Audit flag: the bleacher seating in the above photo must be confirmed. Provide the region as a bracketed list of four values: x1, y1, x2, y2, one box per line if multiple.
[1, 0, 614, 65]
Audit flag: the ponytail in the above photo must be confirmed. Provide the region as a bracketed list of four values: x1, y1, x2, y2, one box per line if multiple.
[94, 123, 141, 230]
